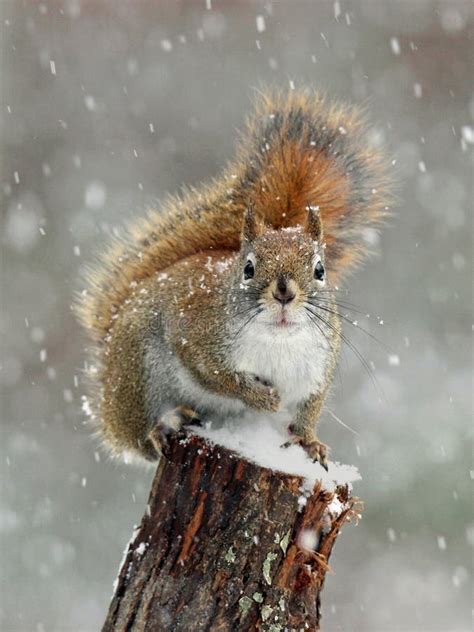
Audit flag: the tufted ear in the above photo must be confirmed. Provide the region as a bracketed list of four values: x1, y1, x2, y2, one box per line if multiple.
[242, 207, 263, 242]
[305, 205, 324, 242]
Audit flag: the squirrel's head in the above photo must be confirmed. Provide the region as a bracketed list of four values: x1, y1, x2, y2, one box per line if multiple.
[231, 207, 329, 331]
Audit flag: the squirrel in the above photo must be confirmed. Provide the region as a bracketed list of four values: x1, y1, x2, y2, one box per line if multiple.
[76, 89, 392, 470]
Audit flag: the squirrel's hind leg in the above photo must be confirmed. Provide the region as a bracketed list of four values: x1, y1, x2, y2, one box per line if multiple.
[147, 405, 201, 459]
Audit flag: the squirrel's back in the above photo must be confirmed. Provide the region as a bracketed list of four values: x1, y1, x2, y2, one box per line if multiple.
[77, 89, 393, 342]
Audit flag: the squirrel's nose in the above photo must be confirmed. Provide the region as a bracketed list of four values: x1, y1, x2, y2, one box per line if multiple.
[273, 291, 295, 305]
[273, 275, 295, 305]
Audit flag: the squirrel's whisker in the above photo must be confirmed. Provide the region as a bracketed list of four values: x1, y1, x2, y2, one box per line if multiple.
[307, 300, 388, 350]
[310, 295, 369, 316]
[232, 307, 263, 341]
[303, 307, 339, 355]
[304, 304, 384, 399]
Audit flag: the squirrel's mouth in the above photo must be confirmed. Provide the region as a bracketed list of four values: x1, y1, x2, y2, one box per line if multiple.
[275, 316, 293, 327]
[258, 314, 299, 331]
[272, 309, 300, 328]
[259, 302, 302, 330]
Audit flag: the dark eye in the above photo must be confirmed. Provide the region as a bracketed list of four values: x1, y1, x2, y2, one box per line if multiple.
[243, 259, 255, 280]
[314, 261, 325, 281]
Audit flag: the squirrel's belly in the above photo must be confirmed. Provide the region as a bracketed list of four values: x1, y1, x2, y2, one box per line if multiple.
[233, 325, 330, 409]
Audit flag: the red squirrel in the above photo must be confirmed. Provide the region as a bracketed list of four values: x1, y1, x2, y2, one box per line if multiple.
[77, 89, 393, 469]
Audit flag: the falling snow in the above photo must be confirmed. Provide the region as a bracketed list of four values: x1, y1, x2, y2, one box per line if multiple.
[388, 354, 400, 367]
[84, 95, 97, 111]
[390, 37, 401, 55]
[460, 125, 474, 144]
[413, 83, 422, 98]
[84, 181, 107, 210]
[161, 39, 173, 52]
[256, 15, 266, 33]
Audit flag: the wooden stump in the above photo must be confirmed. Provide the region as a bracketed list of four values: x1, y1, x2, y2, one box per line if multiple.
[103, 433, 361, 631]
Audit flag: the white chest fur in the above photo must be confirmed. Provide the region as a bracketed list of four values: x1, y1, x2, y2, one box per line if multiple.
[232, 322, 330, 410]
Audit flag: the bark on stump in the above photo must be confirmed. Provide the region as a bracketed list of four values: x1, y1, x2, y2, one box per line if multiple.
[103, 433, 360, 631]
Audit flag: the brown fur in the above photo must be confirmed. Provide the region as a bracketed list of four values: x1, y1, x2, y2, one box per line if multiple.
[77, 89, 394, 464]
[76, 89, 393, 343]
[98, 247, 282, 458]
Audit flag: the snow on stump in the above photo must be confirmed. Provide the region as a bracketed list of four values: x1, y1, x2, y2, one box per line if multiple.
[103, 430, 361, 631]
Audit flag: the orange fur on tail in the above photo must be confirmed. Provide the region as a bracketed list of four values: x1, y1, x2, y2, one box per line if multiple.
[77, 89, 393, 342]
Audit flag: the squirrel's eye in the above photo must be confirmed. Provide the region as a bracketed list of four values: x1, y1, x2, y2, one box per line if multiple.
[314, 261, 325, 281]
[243, 260, 255, 280]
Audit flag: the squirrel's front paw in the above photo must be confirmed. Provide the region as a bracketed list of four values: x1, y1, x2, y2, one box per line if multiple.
[249, 375, 281, 412]
[283, 432, 329, 471]
[303, 438, 329, 471]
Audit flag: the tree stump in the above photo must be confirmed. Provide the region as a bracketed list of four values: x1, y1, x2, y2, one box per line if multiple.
[103, 432, 361, 631]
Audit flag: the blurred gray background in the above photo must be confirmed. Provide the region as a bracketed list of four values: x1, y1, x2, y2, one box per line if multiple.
[1, 1, 472, 630]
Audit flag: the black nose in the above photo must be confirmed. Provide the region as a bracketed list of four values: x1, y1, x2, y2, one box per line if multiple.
[273, 275, 295, 305]
[277, 275, 287, 294]
[273, 291, 295, 305]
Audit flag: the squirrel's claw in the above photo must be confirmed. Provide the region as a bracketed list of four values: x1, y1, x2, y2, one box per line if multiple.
[254, 376, 273, 388]
[282, 433, 329, 471]
[177, 405, 202, 427]
[307, 440, 329, 470]
[251, 376, 280, 412]
[148, 423, 172, 459]
[316, 453, 329, 472]
[148, 405, 201, 459]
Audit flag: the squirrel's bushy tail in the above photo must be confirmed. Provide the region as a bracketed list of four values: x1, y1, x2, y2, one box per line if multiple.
[77, 89, 393, 341]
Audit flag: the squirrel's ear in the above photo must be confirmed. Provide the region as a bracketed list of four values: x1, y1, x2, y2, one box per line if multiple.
[242, 207, 263, 242]
[305, 205, 323, 242]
